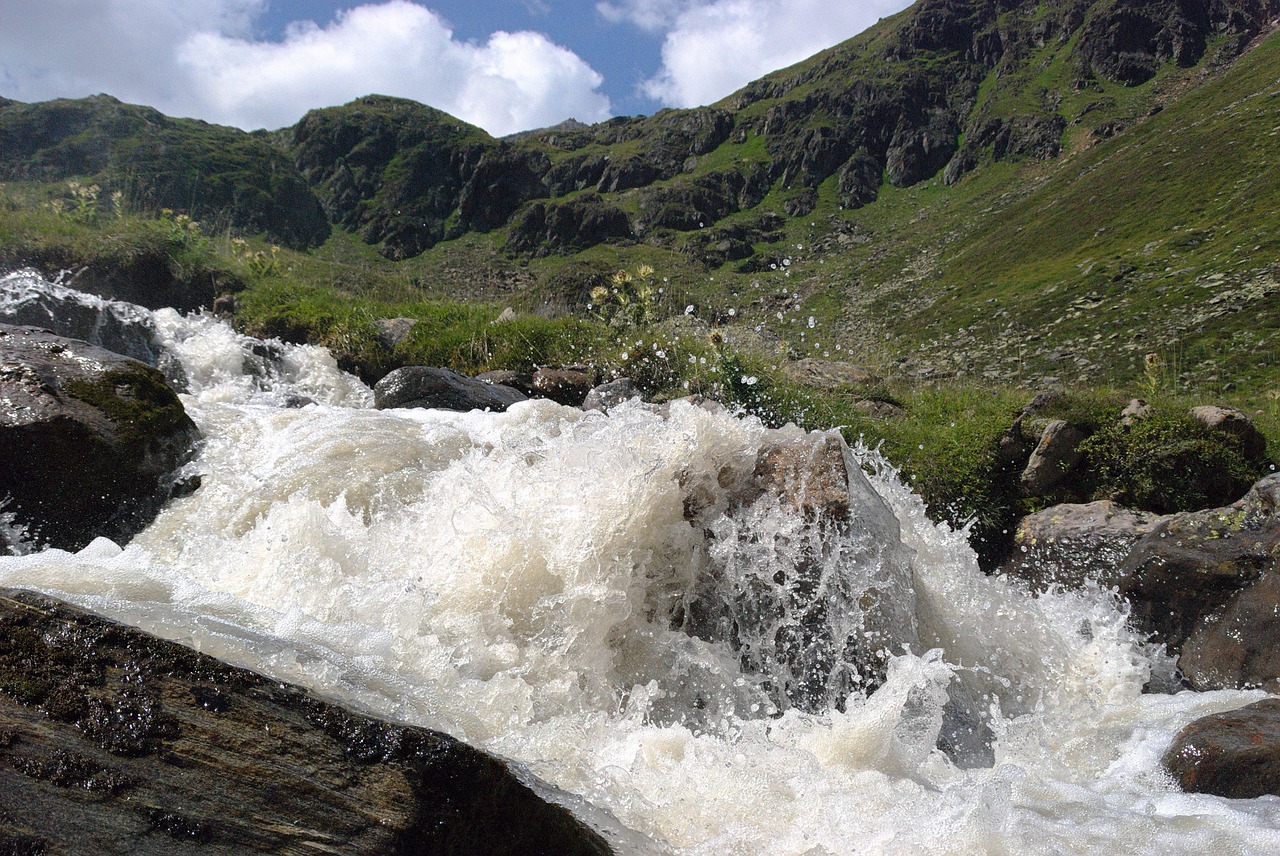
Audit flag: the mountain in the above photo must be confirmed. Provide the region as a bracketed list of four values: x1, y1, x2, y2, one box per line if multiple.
[2, 0, 1279, 389]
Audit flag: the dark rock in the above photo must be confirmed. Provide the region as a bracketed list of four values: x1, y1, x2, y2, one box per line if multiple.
[374, 366, 528, 412]
[1120, 474, 1280, 653]
[837, 152, 883, 209]
[506, 195, 632, 256]
[0, 588, 615, 855]
[1163, 699, 1280, 799]
[1019, 419, 1085, 496]
[1190, 405, 1267, 460]
[1001, 501, 1165, 591]
[0, 271, 163, 366]
[583, 378, 640, 413]
[211, 294, 237, 317]
[1180, 566, 1280, 690]
[475, 369, 535, 396]
[456, 146, 550, 231]
[0, 325, 200, 552]
[532, 367, 595, 406]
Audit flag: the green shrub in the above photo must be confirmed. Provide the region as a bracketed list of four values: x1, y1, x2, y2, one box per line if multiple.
[1081, 410, 1264, 513]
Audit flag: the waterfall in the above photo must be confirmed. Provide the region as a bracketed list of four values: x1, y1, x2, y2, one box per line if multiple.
[2, 271, 1278, 855]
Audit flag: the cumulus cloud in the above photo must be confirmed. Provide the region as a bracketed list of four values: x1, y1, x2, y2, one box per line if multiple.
[624, 0, 908, 108]
[0, 0, 611, 136]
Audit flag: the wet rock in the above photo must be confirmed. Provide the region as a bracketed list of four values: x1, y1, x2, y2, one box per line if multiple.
[1190, 405, 1267, 460]
[532, 367, 595, 407]
[781, 359, 878, 391]
[1163, 698, 1280, 799]
[0, 325, 201, 552]
[373, 366, 528, 413]
[0, 589, 614, 855]
[1120, 474, 1280, 653]
[1180, 567, 1280, 690]
[1002, 501, 1166, 591]
[1019, 420, 1085, 497]
[375, 317, 417, 350]
[475, 369, 535, 396]
[583, 378, 640, 413]
[0, 270, 163, 366]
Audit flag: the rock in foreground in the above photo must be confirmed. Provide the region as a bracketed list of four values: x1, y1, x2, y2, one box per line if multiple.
[0, 589, 614, 855]
[1163, 698, 1280, 799]
[0, 325, 200, 551]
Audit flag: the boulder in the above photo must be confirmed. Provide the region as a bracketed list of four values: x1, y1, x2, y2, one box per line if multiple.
[1120, 474, 1280, 653]
[1163, 699, 1280, 799]
[373, 366, 528, 413]
[1001, 501, 1165, 591]
[0, 270, 163, 367]
[531, 367, 595, 407]
[583, 378, 640, 413]
[0, 325, 201, 552]
[0, 589, 613, 855]
[1190, 405, 1267, 460]
[475, 369, 535, 396]
[1180, 567, 1280, 690]
[1019, 419, 1085, 496]
[1119, 397, 1151, 427]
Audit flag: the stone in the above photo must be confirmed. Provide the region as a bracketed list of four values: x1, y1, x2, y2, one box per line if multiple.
[1180, 567, 1280, 690]
[1119, 397, 1151, 427]
[853, 399, 907, 420]
[583, 378, 640, 413]
[1163, 699, 1280, 799]
[493, 307, 518, 323]
[0, 270, 163, 367]
[1019, 419, 1085, 496]
[0, 325, 201, 552]
[475, 369, 535, 396]
[531, 367, 595, 406]
[374, 316, 417, 350]
[781, 359, 878, 391]
[0, 589, 614, 855]
[373, 366, 528, 413]
[1001, 501, 1165, 591]
[1120, 474, 1280, 653]
[1190, 405, 1268, 460]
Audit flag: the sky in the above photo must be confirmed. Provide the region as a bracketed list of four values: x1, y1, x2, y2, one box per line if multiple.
[0, 0, 912, 137]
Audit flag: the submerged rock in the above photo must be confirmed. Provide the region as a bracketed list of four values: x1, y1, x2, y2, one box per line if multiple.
[374, 366, 528, 413]
[0, 325, 200, 552]
[1163, 699, 1280, 799]
[0, 588, 615, 855]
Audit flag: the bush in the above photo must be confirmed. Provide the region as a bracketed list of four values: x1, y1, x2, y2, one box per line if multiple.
[1082, 410, 1264, 513]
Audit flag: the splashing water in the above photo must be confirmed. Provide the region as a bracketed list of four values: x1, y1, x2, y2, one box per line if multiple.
[1, 276, 1278, 854]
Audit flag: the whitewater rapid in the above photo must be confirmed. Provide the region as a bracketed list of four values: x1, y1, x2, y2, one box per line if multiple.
[2, 274, 1278, 854]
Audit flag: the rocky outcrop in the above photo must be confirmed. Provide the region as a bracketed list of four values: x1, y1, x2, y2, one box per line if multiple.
[1001, 500, 1164, 590]
[1120, 474, 1280, 654]
[505, 196, 633, 256]
[1163, 698, 1280, 799]
[0, 589, 614, 855]
[781, 359, 878, 390]
[373, 367, 528, 413]
[0, 325, 200, 552]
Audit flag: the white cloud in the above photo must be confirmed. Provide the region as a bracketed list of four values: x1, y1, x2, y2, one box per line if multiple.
[634, 0, 909, 107]
[0, 0, 611, 136]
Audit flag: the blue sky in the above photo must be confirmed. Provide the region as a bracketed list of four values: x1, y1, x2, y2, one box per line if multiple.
[1, 1, 912, 136]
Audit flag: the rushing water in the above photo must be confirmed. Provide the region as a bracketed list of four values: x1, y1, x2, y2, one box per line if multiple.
[2, 271, 1279, 854]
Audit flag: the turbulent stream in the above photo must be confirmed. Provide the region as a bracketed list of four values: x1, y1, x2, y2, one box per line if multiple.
[2, 272, 1279, 854]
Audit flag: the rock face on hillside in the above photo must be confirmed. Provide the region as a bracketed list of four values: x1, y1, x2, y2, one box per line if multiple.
[0, 325, 200, 551]
[8, 2, 1277, 263]
[0, 588, 614, 855]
